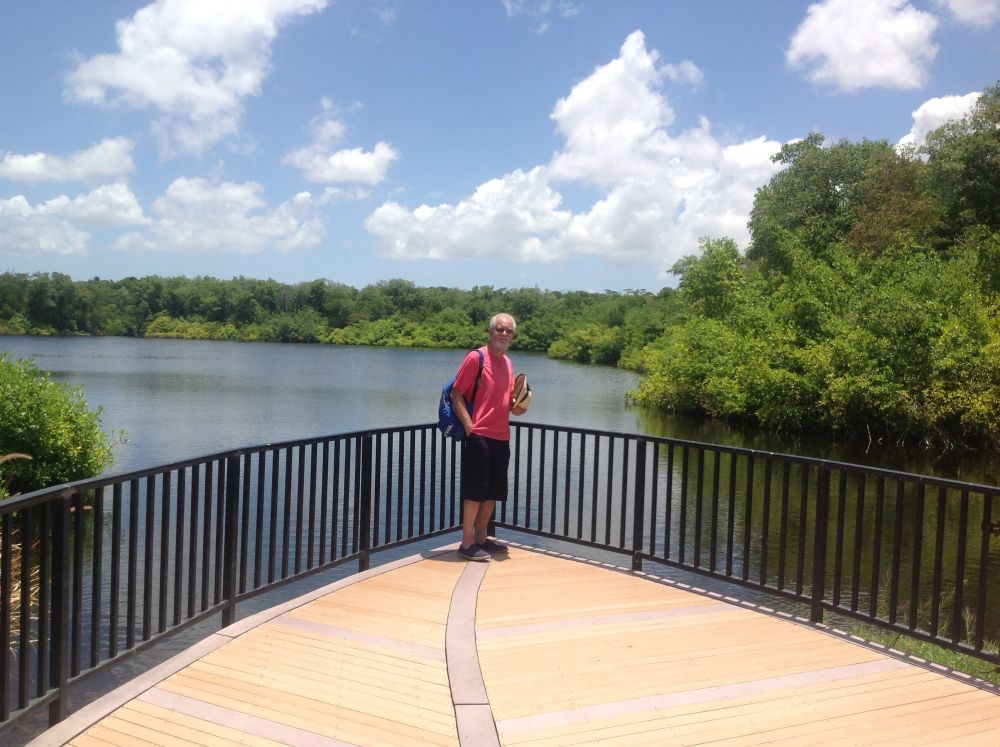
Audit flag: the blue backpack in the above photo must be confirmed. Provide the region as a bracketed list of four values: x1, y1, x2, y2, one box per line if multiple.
[438, 350, 484, 440]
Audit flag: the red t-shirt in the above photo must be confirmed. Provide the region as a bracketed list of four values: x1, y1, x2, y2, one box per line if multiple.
[453, 346, 514, 441]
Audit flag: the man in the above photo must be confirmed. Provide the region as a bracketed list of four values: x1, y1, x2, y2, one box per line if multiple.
[450, 313, 527, 561]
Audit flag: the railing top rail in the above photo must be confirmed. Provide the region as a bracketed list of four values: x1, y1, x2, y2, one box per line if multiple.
[512, 420, 1000, 495]
[5, 421, 999, 517]
[1, 422, 440, 514]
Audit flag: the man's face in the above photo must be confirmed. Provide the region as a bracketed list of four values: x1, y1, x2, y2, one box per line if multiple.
[489, 316, 516, 351]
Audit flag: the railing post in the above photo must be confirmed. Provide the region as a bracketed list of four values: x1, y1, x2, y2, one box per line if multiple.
[48, 496, 71, 726]
[358, 435, 373, 573]
[810, 466, 831, 623]
[221, 455, 241, 627]
[632, 439, 647, 571]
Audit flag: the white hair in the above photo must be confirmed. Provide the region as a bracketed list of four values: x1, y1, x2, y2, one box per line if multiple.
[489, 313, 516, 331]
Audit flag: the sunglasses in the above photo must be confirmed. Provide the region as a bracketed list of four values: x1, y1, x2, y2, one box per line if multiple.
[492, 326, 515, 335]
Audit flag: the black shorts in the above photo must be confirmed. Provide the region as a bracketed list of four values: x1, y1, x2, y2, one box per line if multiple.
[461, 435, 510, 503]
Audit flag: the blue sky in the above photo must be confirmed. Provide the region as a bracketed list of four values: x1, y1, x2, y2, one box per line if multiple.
[0, 0, 996, 293]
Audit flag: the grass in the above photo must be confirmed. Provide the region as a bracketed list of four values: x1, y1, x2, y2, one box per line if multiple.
[3, 538, 40, 654]
[844, 620, 1000, 687]
[838, 568, 1000, 687]
[1, 453, 40, 654]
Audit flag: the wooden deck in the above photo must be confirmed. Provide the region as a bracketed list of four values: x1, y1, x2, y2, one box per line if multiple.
[30, 543, 1000, 746]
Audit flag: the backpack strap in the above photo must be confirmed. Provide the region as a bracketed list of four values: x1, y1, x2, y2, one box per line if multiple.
[468, 349, 485, 408]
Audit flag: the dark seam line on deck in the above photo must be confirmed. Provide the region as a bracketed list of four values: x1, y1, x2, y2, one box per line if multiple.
[477, 601, 733, 639]
[269, 615, 447, 661]
[138, 687, 359, 747]
[447, 560, 501, 747]
[495, 658, 912, 736]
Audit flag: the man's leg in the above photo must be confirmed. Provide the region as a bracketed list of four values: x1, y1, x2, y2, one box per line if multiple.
[457, 498, 491, 561]
[473, 500, 495, 545]
[461, 498, 479, 549]
[474, 499, 508, 554]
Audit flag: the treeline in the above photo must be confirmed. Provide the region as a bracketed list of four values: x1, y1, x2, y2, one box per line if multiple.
[630, 81, 1000, 447]
[2, 80, 998, 447]
[0, 271, 674, 364]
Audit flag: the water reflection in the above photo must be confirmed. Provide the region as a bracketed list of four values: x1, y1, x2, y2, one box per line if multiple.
[635, 408, 1000, 487]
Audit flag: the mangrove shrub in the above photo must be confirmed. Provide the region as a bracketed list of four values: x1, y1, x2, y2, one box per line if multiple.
[0, 355, 117, 496]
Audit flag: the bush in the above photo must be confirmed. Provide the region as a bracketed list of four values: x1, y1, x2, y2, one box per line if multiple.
[0, 355, 117, 496]
[548, 324, 623, 365]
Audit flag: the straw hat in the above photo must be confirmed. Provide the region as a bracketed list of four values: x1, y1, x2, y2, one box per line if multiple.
[513, 373, 531, 410]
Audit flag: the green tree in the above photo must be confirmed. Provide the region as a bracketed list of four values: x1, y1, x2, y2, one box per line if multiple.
[548, 323, 623, 364]
[0, 272, 28, 319]
[747, 134, 898, 270]
[0, 355, 117, 495]
[844, 149, 943, 255]
[25, 272, 84, 332]
[923, 81, 1000, 237]
[671, 237, 745, 319]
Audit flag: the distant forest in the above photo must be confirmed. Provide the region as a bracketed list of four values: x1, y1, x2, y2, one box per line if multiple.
[0, 271, 670, 361]
[2, 81, 998, 447]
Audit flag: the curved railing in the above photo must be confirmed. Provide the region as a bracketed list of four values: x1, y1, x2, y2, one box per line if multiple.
[502, 423, 1000, 654]
[2, 422, 999, 738]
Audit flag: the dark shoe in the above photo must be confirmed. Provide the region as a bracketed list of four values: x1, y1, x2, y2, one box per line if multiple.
[457, 544, 491, 562]
[478, 537, 508, 554]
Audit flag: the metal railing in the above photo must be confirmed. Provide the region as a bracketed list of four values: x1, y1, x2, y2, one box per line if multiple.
[2, 422, 998, 737]
[0, 424, 461, 738]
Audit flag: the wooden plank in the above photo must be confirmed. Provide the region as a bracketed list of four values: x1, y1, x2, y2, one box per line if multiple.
[199, 638, 450, 693]
[80, 717, 199, 747]
[70, 724, 161, 747]
[158, 670, 458, 743]
[162, 666, 457, 733]
[123, 699, 288, 747]
[499, 673, 998, 745]
[187, 659, 455, 721]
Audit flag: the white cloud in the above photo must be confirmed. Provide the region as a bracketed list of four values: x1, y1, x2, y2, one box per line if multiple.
[365, 31, 783, 277]
[0, 138, 135, 183]
[115, 177, 324, 254]
[372, 4, 397, 26]
[283, 106, 398, 184]
[66, 0, 327, 155]
[503, 0, 582, 33]
[933, 0, 1000, 26]
[366, 166, 571, 261]
[0, 196, 90, 256]
[897, 90, 980, 148]
[543, 128, 782, 266]
[548, 31, 677, 186]
[0, 183, 148, 256]
[319, 186, 372, 205]
[61, 183, 151, 227]
[787, 0, 939, 91]
[661, 60, 704, 87]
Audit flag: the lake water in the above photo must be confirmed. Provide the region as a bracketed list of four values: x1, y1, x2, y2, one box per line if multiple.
[0, 336, 649, 475]
[2, 335, 999, 486]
